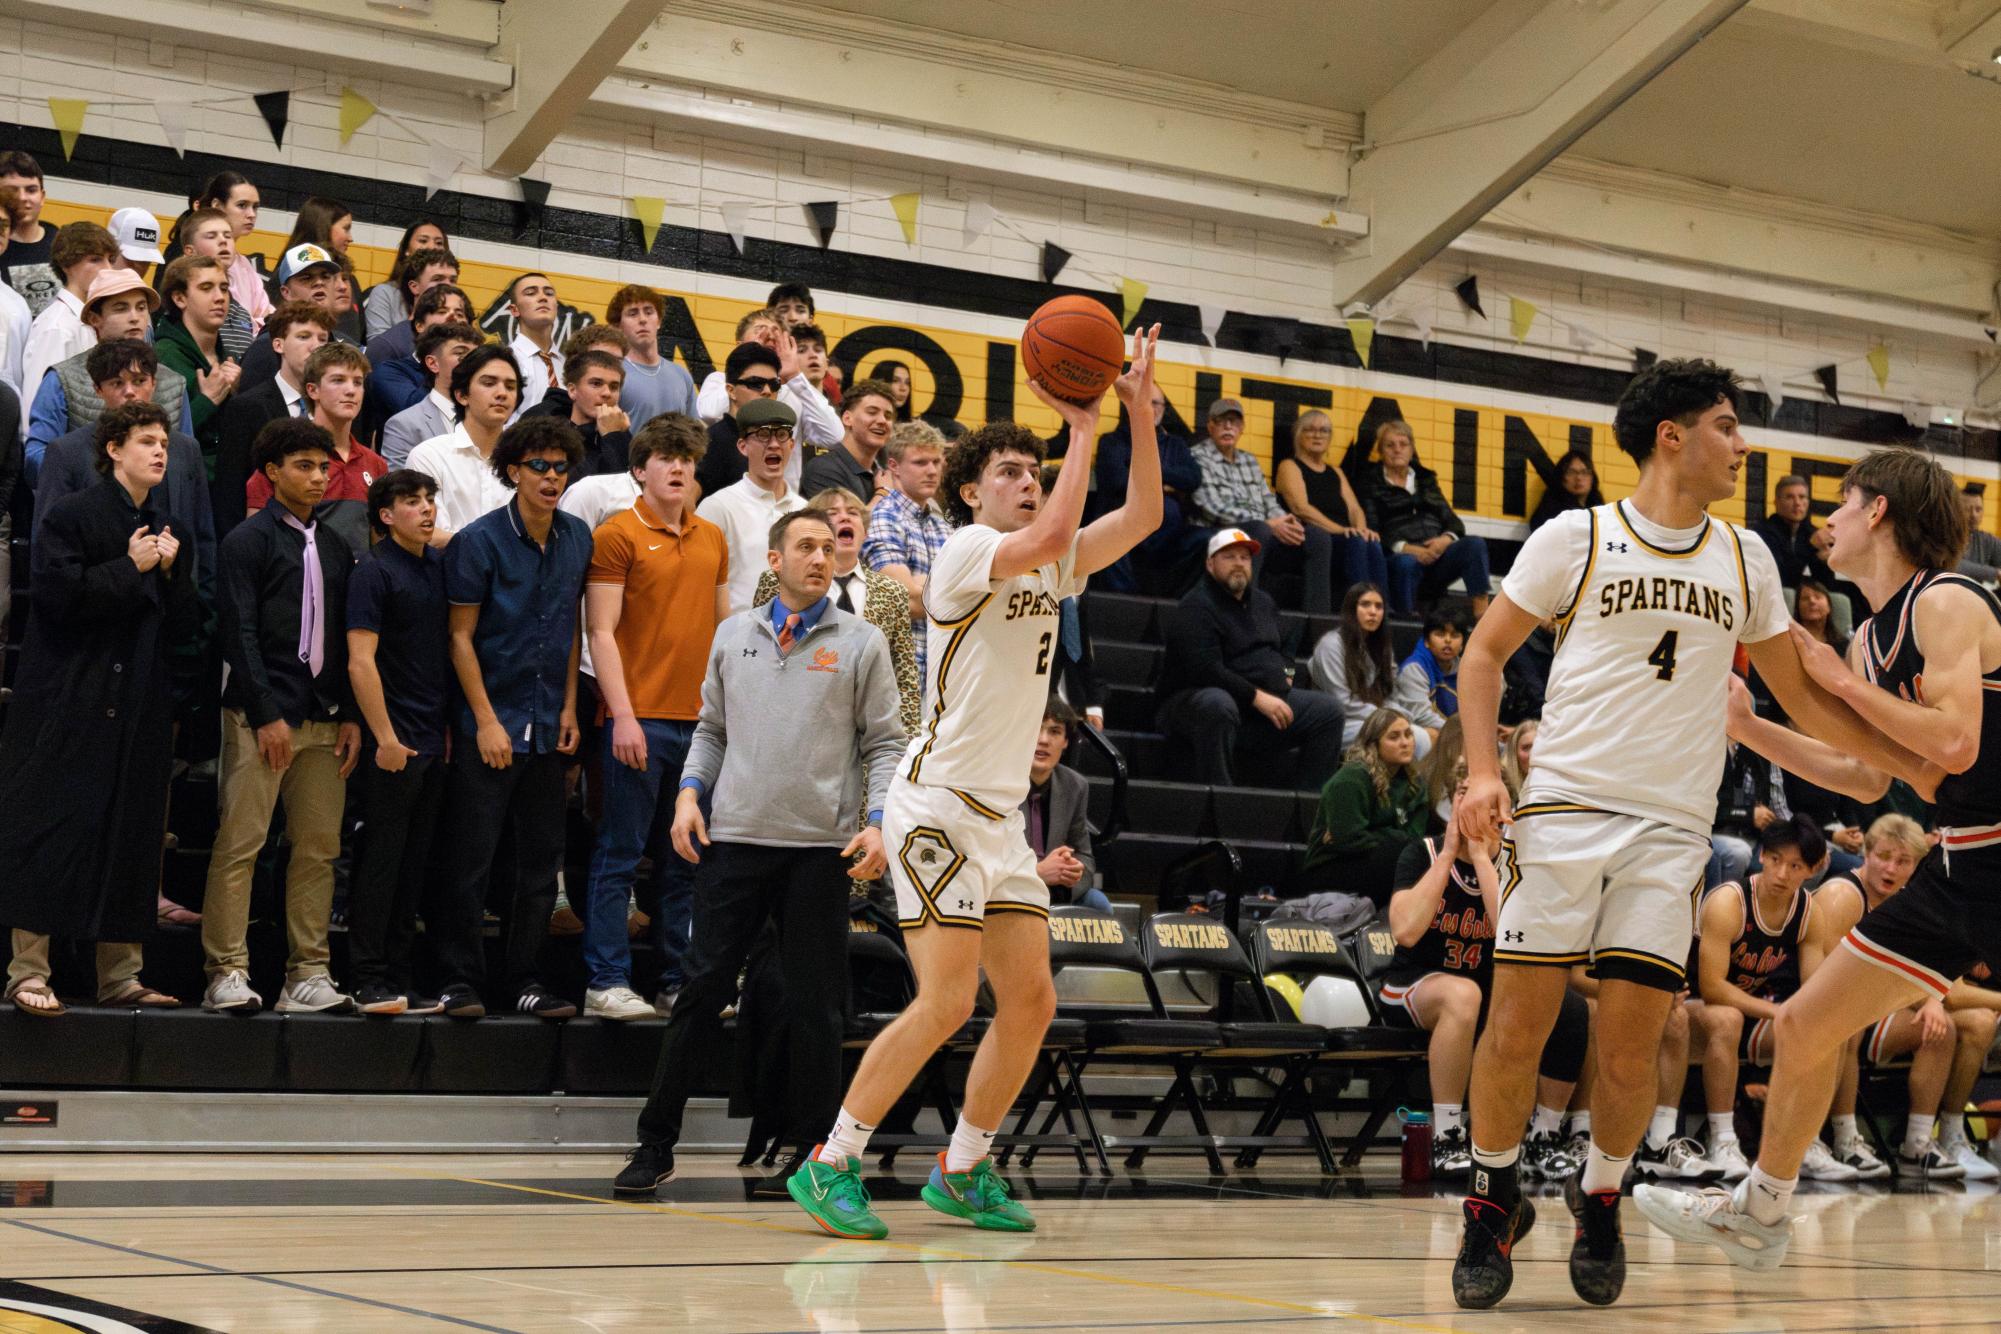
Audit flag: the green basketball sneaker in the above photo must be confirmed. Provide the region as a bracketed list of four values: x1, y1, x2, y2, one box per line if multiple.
[921, 1154, 1037, 1231]
[787, 1148, 888, 1241]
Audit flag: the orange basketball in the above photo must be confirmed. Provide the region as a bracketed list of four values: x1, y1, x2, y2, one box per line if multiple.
[1021, 295, 1126, 402]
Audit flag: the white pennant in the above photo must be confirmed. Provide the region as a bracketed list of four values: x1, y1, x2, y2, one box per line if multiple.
[1197, 304, 1226, 347]
[1760, 371, 1786, 413]
[1411, 313, 1434, 347]
[720, 201, 749, 255]
[154, 99, 195, 157]
[1566, 321, 1598, 351]
[422, 140, 463, 199]
[962, 199, 996, 247]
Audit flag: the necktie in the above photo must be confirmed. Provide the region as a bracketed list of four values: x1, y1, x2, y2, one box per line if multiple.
[293, 395, 311, 419]
[537, 350, 556, 388]
[778, 612, 801, 653]
[836, 577, 855, 613]
[1027, 788, 1045, 854]
[278, 511, 325, 676]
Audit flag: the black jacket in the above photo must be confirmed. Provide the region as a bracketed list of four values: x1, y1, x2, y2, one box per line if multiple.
[214, 378, 293, 536]
[1157, 574, 1293, 707]
[1355, 462, 1464, 549]
[216, 502, 354, 728]
[1750, 514, 1833, 589]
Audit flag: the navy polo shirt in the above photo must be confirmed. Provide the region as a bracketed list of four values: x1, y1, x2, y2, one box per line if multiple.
[444, 498, 593, 753]
[346, 538, 449, 756]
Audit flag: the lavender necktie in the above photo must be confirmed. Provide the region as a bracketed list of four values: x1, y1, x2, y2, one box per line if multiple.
[278, 511, 324, 676]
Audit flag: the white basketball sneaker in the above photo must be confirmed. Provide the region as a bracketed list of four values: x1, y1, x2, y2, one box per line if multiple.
[1632, 1183, 1792, 1272]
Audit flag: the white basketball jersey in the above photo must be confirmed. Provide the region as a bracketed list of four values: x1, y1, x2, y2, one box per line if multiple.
[900, 523, 1084, 812]
[1502, 501, 1788, 836]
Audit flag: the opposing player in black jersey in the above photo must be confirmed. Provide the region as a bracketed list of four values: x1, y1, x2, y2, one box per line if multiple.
[1638, 447, 2001, 1270]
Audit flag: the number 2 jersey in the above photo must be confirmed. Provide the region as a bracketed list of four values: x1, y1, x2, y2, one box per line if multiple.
[899, 523, 1085, 813]
[1503, 500, 1789, 837]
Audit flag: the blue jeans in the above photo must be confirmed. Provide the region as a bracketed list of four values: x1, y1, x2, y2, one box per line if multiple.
[584, 718, 699, 992]
[1335, 531, 1390, 597]
[1386, 535, 1491, 614]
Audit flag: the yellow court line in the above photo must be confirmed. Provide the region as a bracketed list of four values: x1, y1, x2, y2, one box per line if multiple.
[403, 1169, 1465, 1334]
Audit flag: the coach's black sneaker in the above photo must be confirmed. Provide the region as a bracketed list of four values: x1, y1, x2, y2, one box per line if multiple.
[752, 1148, 810, 1199]
[1452, 1194, 1535, 1310]
[1564, 1169, 1627, 1306]
[438, 984, 485, 1019]
[614, 1142, 676, 1195]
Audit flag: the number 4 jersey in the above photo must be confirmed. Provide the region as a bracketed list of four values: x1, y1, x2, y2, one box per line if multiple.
[900, 523, 1086, 813]
[1503, 500, 1789, 837]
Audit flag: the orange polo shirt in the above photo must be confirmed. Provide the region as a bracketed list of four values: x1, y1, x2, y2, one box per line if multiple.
[586, 497, 729, 720]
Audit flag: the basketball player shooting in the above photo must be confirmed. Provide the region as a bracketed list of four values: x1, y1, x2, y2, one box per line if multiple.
[1448, 360, 1934, 1310]
[787, 323, 1163, 1241]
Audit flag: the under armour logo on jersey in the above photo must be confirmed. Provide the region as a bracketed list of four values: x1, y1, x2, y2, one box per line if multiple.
[1606, 540, 1630, 553]
[1503, 930, 1525, 943]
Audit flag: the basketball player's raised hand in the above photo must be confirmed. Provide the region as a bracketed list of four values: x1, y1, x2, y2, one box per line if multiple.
[1111, 324, 1161, 409]
[1456, 771, 1512, 843]
[1026, 374, 1105, 435]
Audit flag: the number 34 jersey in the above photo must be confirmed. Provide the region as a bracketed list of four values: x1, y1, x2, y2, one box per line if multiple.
[1503, 500, 1789, 838]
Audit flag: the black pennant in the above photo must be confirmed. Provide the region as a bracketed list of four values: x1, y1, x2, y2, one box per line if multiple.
[804, 200, 838, 249]
[1814, 363, 1840, 404]
[1040, 241, 1072, 285]
[1454, 275, 1485, 319]
[253, 91, 290, 149]
[515, 177, 551, 237]
[1633, 348, 1658, 372]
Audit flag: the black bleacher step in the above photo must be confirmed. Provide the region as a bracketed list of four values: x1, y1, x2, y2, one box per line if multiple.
[1213, 786, 1306, 842]
[1100, 830, 1305, 899]
[1080, 591, 1164, 643]
[1093, 638, 1162, 689]
[1101, 683, 1156, 731]
[1075, 729, 1171, 782]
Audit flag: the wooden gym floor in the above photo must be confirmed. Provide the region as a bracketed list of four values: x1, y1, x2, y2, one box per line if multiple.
[2, 1152, 1999, 1332]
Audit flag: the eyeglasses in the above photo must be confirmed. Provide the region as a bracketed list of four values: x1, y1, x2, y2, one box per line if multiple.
[735, 376, 783, 393]
[744, 426, 794, 443]
[517, 458, 571, 476]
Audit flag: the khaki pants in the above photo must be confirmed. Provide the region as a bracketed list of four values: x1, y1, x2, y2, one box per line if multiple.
[6, 930, 143, 1002]
[201, 709, 346, 982]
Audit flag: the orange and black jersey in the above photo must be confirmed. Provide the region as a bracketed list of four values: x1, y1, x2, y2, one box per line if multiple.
[1387, 836, 1495, 979]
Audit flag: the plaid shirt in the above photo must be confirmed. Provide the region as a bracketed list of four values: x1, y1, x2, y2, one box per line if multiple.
[1191, 442, 1285, 526]
[863, 487, 955, 675]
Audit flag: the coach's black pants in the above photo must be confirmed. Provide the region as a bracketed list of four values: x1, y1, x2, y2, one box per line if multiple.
[636, 842, 848, 1149]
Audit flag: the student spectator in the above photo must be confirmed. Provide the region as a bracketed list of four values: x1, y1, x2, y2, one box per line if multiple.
[1499, 718, 1537, 798]
[107, 206, 167, 277]
[0, 403, 199, 1016]
[695, 341, 786, 499]
[189, 171, 274, 330]
[245, 344, 386, 552]
[202, 419, 362, 1016]
[1750, 473, 1852, 638]
[864, 419, 953, 674]
[343, 470, 450, 1016]
[504, 273, 563, 410]
[362, 218, 449, 340]
[615, 507, 905, 1196]
[1710, 726, 1789, 887]
[1530, 448, 1604, 531]
[25, 268, 190, 482]
[406, 345, 523, 541]
[1299, 705, 1427, 904]
[1022, 697, 1110, 912]
[539, 324, 631, 422]
[606, 284, 697, 431]
[22, 221, 120, 428]
[1189, 398, 1333, 613]
[364, 253, 460, 369]
[155, 255, 242, 464]
[1155, 528, 1345, 789]
[1353, 419, 1491, 618]
[767, 281, 815, 328]
[0, 150, 56, 315]
[873, 358, 914, 421]
[694, 308, 841, 463]
[1423, 717, 1466, 828]
[533, 350, 630, 477]
[582, 414, 728, 1021]
[356, 285, 467, 447]
[1394, 606, 1465, 738]
[697, 397, 806, 612]
[215, 302, 333, 530]
[791, 322, 834, 406]
[1957, 485, 2001, 585]
[235, 244, 347, 389]
[175, 207, 257, 362]
[379, 320, 478, 468]
[0, 187, 34, 396]
[1309, 582, 1412, 752]
[1091, 385, 1207, 594]
[801, 377, 895, 505]
[1276, 409, 1389, 596]
[433, 417, 593, 1019]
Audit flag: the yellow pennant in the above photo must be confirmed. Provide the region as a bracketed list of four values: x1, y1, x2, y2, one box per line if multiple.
[629, 196, 667, 254]
[1867, 342, 1890, 392]
[1346, 317, 1376, 369]
[339, 88, 377, 145]
[890, 192, 919, 246]
[1120, 277, 1150, 330]
[48, 99, 87, 161]
[1509, 296, 1537, 343]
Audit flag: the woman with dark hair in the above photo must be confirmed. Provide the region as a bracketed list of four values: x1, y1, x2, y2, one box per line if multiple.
[363, 218, 449, 340]
[1297, 705, 1427, 904]
[1276, 408, 1390, 600]
[1793, 579, 1848, 655]
[1530, 448, 1603, 531]
[191, 171, 272, 328]
[873, 358, 913, 421]
[1308, 582, 1413, 751]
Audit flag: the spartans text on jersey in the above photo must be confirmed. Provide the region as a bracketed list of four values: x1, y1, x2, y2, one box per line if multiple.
[1596, 574, 1736, 630]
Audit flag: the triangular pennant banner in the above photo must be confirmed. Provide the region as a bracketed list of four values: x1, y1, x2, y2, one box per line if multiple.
[1634, 348, 1658, 371]
[338, 88, 377, 145]
[253, 90, 290, 149]
[1566, 321, 1598, 351]
[1197, 304, 1226, 347]
[519, 177, 551, 208]
[1902, 402, 1930, 430]
[1040, 241, 1071, 285]
[1455, 275, 1485, 319]
[1987, 326, 1998, 343]
[629, 196, 667, 255]
[804, 200, 839, 250]
[422, 140, 463, 200]
[48, 99, 87, 161]
[1346, 316, 1376, 369]
[719, 201, 749, 255]
[1760, 372, 1785, 416]
[1412, 313, 1434, 348]
[1867, 342, 1891, 392]
[1509, 296, 1537, 343]
[890, 192, 919, 247]
[1119, 277, 1149, 330]
[154, 99, 195, 157]
[962, 199, 996, 247]
[1814, 363, 1840, 403]
[514, 177, 550, 237]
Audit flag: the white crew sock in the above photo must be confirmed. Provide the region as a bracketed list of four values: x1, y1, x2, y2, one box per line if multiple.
[1735, 1165, 1795, 1227]
[1647, 1105, 1679, 1146]
[1568, 1109, 1592, 1138]
[1581, 1140, 1631, 1193]
[1434, 1102, 1464, 1135]
[1471, 1141, 1520, 1169]
[945, 1118, 999, 1173]
[1904, 1113, 1937, 1155]
[1708, 1111, 1738, 1146]
[1830, 1114, 1860, 1146]
[818, 1106, 876, 1166]
[1530, 1104, 1565, 1138]
[1940, 1112, 1969, 1148]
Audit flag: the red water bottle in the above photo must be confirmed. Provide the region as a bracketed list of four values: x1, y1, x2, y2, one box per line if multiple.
[1400, 1108, 1433, 1182]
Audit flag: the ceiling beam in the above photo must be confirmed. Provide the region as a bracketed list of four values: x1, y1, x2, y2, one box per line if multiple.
[1329, 0, 1749, 308]
[483, 0, 668, 176]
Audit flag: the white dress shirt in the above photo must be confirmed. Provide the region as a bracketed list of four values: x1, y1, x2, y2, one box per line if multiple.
[509, 331, 563, 412]
[694, 369, 840, 489]
[0, 279, 31, 402]
[695, 474, 807, 613]
[405, 424, 516, 538]
[22, 289, 90, 428]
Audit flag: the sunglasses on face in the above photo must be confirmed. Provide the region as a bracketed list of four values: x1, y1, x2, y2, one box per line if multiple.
[744, 426, 793, 443]
[517, 458, 571, 476]
[735, 376, 783, 393]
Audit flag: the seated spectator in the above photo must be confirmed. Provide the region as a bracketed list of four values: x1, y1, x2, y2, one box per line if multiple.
[246, 343, 386, 553]
[188, 171, 273, 331]
[22, 220, 119, 427]
[215, 302, 333, 530]
[156, 256, 244, 468]
[1957, 485, 2001, 586]
[696, 397, 805, 613]
[1530, 448, 1603, 531]
[26, 267, 190, 483]
[504, 273, 564, 411]
[1710, 720, 1788, 886]
[532, 349, 629, 478]
[1380, 770, 1589, 1181]
[863, 419, 953, 676]
[1422, 717, 1464, 828]
[0, 402, 199, 1016]
[360, 283, 472, 441]
[1021, 698, 1111, 913]
[1500, 620, 1556, 727]
[1394, 606, 1465, 738]
[171, 207, 255, 362]
[406, 345, 523, 542]
[363, 248, 458, 368]
[379, 320, 479, 470]
[1794, 578, 1847, 656]
[1090, 385, 1206, 594]
[538, 323, 631, 422]
[874, 358, 914, 421]
[361, 218, 448, 340]
[1309, 581, 1426, 755]
[801, 377, 895, 505]
[607, 284, 696, 431]
[1275, 408, 1389, 597]
[1751, 473, 1853, 639]
[1298, 706, 1426, 904]
[202, 418, 362, 1016]
[1154, 529, 1345, 789]
[433, 417, 594, 1020]
[0, 185, 31, 395]
[1352, 418, 1490, 617]
[1499, 718, 1537, 798]
[235, 244, 349, 389]
[695, 341, 785, 499]
[1190, 397, 1332, 613]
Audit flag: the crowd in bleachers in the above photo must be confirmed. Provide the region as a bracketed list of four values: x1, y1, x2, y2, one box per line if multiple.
[2, 146, 1999, 1179]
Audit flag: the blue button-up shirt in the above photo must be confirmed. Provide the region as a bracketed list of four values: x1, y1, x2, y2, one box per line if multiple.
[768, 593, 830, 642]
[444, 499, 593, 753]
